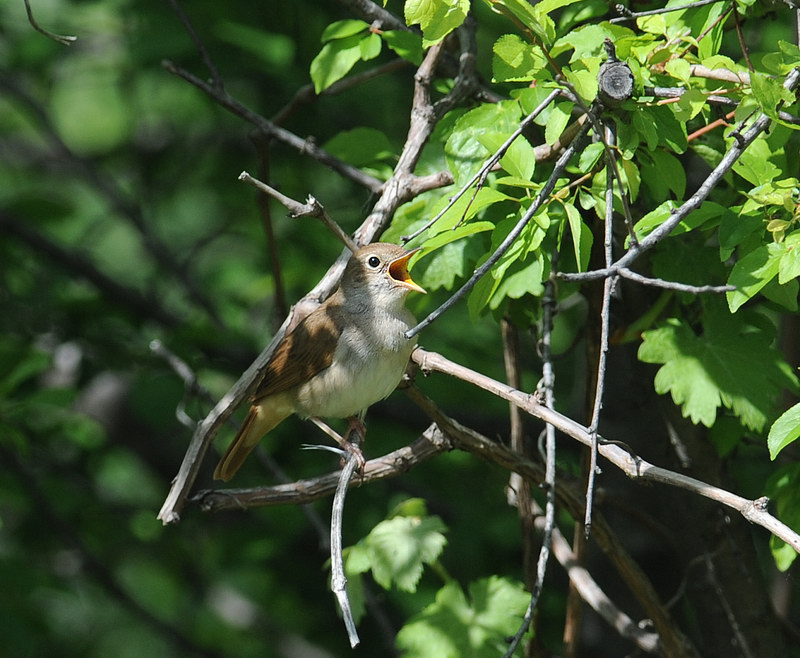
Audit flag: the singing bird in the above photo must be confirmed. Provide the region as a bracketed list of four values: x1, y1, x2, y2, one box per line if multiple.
[213, 243, 426, 481]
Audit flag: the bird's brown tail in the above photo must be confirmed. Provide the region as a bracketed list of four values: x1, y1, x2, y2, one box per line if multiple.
[213, 403, 287, 481]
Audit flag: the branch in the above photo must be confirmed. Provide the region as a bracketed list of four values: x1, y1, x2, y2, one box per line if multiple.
[23, 0, 76, 45]
[410, 348, 800, 554]
[404, 386, 698, 657]
[611, 0, 725, 23]
[161, 60, 384, 194]
[531, 502, 661, 653]
[192, 426, 451, 512]
[238, 172, 359, 253]
[158, 32, 482, 524]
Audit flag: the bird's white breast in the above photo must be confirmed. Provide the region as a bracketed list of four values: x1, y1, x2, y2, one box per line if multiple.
[292, 307, 416, 419]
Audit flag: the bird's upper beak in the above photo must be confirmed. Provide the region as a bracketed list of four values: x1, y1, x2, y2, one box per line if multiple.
[388, 248, 426, 294]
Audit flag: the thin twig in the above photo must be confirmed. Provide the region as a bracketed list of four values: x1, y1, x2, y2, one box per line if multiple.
[401, 88, 562, 244]
[585, 123, 618, 537]
[165, 0, 223, 89]
[405, 121, 592, 339]
[410, 347, 800, 553]
[732, 5, 754, 73]
[330, 435, 363, 648]
[611, 0, 725, 23]
[251, 134, 289, 324]
[530, 501, 661, 653]
[503, 255, 560, 657]
[162, 60, 384, 194]
[239, 172, 358, 253]
[619, 268, 734, 293]
[23, 0, 76, 44]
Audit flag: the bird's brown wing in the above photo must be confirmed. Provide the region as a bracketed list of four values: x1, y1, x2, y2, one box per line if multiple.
[251, 302, 341, 402]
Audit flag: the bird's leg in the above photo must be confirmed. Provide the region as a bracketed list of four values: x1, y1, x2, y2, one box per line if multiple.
[340, 415, 366, 473]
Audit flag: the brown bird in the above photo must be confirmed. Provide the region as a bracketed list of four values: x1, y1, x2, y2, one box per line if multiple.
[213, 243, 426, 481]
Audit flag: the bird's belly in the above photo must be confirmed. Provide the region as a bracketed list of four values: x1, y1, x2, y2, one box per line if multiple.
[293, 336, 413, 419]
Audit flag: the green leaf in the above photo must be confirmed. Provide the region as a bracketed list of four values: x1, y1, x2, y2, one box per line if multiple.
[405, 0, 469, 46]
[726, 243, 782, 312]
[363, 516, 447, 592]
[359, 32, 382, 60]
[563, 59, 600, 102]
[381, 30, 423, 64]
[492, 34, 547, 82]
[323, 127, 394, 166]
[445, 101, 523, 186]
[732, 137, 781, 185]
[665, 58, 691, 83]
[639, 302, 796, 431]
[488, 0, 554, 44]
[321, 19, 368, 42]
[650, 106, 687, 153]
[632, 108, 658, 151]
[395, 577, 530, 658]
[310, 34, 364, 92]
[475, 132, 536, 181]
[564, 202, 592, 272]
[417, 236, 484, 291]
[551, 23, 634, 62]
[751, 71, 795, 122]
[578, 142, 604, 172]
[544, 101, 573, 145]
[766, 465, 800, 570]
[672, 88, 706, 122]
[427, 187, 511, 237]
[779, 233, 800, 284]
[489, 254, 544, 309]
[768, 403, 800, 459]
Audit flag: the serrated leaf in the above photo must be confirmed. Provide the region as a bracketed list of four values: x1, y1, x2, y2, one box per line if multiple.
[633, 108, 658, 151]
[310, 34, 364, 93]
[489, 254, 544, 309]
[650, 105, 687, 153]
[365, 516, 447, 592]
[726, 243, 782, 312]
[564, 65, 598, 103]
[405, 0, 469, 46]
[544, 101, 573, 145]
[639, 303, 796, 431]
[673, 88, 706, 122]
[492, 34, 546, 82]
[395, 577, 530, 658]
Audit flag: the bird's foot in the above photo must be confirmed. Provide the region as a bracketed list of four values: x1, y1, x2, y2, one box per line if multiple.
[340, 416, 367, 476]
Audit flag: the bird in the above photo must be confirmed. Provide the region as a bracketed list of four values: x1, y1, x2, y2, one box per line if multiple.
[213, 242, 426, 481]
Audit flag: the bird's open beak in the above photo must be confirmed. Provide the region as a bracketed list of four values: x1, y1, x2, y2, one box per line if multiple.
[388, 248, 426, 294]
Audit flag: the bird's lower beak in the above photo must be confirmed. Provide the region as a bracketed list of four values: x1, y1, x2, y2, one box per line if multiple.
[388, 248, 426, 294]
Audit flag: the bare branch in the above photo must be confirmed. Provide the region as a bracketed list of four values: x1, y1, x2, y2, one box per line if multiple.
[238, 172, 359, 253]
[619, 268, 734, 293]
[192, 426, 450, 512]
[161, 60, 384, 194]
[611, 0, 726, 24]
[410, 347, 800, 554]
[165, 0, 223, 90]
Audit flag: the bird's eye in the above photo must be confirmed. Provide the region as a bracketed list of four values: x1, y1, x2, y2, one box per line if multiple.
[367, 256, 381, 268]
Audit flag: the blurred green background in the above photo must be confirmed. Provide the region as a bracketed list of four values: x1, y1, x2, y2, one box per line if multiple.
[0, 2, 539, 656]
